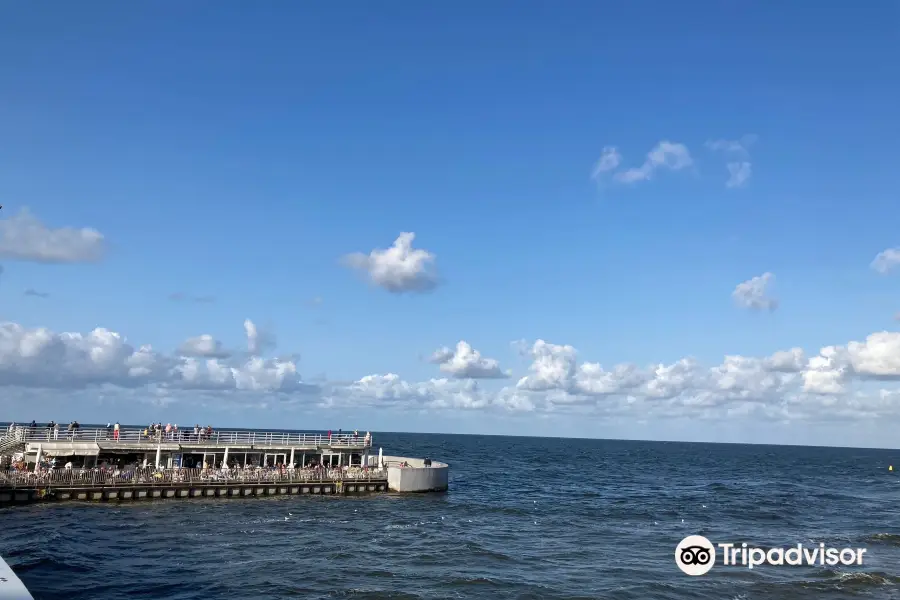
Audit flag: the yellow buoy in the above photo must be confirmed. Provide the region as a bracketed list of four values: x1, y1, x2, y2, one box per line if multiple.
[890, 465, 894, 471]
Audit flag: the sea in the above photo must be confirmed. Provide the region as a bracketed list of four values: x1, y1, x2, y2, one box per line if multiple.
[2, 432, 900, 600]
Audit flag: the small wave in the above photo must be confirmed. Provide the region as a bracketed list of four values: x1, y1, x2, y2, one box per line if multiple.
[863, 532, 900, 545]
[12, 555, 84, 575]
[464, 541, 513, 562]
[814, 568, 899, 586]
[444, 577, 500, 587]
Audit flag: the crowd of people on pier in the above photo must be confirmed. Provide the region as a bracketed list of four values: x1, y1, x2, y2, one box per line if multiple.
[6, 421, 371, 447]
[4, 454, 384, 487]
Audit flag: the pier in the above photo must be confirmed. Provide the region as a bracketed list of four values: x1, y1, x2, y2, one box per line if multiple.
[0, 424, 449, 504]
[0, 466, 388, 505]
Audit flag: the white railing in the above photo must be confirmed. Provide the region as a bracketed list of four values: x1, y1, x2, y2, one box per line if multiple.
[18, 426, 372, 448]
[0, 466, 387, 489]
[0, 427, 26, 454]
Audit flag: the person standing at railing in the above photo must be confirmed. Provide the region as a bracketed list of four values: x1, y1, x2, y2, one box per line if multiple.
[53, 421, 59, 440]
[112, 421, 119, 441]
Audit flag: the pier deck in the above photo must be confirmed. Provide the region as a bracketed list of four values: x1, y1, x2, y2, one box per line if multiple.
[0, 466, 388, 505]
[16, 426, 372, 452]
[5, 426, 377, 473]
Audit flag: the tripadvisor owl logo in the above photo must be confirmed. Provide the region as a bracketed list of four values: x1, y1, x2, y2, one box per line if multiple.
[675, 535, 715, 575]
[675, 535, 869, 574]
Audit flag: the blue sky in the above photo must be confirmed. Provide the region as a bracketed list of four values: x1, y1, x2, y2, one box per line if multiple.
[1, 2, 899, 447]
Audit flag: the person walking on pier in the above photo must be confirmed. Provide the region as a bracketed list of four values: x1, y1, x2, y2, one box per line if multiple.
[113, 421, 120, 441]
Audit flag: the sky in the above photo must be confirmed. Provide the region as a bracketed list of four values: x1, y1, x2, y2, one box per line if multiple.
[1, 2, 899, 447]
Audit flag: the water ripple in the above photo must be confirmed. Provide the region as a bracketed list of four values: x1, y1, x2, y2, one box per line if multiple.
[1, 434, 899, 599]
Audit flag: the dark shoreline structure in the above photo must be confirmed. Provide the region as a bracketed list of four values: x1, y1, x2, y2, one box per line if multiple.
[0, 424, 449, 505]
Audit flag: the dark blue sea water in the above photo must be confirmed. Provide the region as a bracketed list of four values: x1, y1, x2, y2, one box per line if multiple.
[2, 433, 900, 599]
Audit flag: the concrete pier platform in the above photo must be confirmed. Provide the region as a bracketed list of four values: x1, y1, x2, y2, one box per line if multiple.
[0, 480, 389, 505]
[383, 456, 449, 492]
[0, 478, 389, 505]
[0, 466, 390, 505]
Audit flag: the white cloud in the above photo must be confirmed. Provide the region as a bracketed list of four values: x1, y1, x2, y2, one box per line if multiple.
[871, 248, 900, 274]
[428, 341, 508, 379]
[726, 161, 752, 188]
[732, 272, 778, 311]
[0, 209, 106, 263]
[322, 374, 523, 412]
[706, 135, 757, 155]
[591, 147, 622, 180]
[0, 320, 307, 392]
[244, 319, 276, 356]
[342, 232, 439, 293]
[177, 335, 231, 359]
[706, 135, 756, 188]
[612, 141, 693, 184]
[4, 318, 900, 425]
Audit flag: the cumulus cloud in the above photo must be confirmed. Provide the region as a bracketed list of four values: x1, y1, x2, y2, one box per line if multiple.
[244, 319, 277, 356]
[706, 135, 756, 188]
[0, 209, 106, 263]
[3, 318, 900, 423]
[0, 320, 309, 393]
[428, 341, 509, 379]
[871, 248, 900, 274]
[177, 334, 230, 359]
[23, 288, 49, 298]
[733, 272, 778, 311]
[342, 232, 439, 293]
[613, 141, 693, 184]
[330, 330, 900, 421]
[322, 374, 526, 412]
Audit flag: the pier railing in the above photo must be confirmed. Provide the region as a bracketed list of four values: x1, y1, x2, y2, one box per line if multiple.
[0, 466, 387, 489]
[17, 427, 372, 448]
[0, 427, 26, 455]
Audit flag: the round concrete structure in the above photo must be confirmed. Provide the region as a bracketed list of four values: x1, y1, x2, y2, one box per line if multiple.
[382, 455, 449, 492]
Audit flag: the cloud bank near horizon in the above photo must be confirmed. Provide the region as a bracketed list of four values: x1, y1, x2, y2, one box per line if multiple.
[2, 318, 900, 424]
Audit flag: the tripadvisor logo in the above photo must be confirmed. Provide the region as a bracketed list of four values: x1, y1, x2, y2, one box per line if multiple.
[675, 535, 867, 575]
